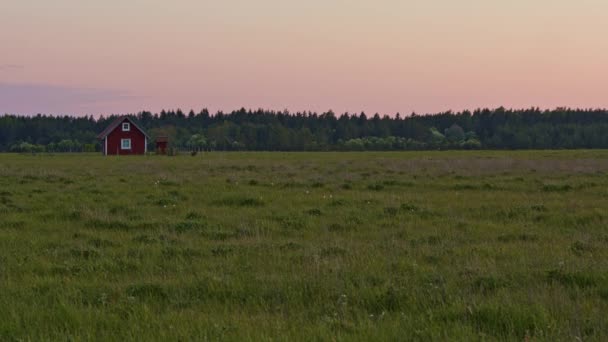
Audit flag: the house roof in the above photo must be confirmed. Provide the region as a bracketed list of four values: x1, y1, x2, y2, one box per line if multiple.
[156, 136, 169, 143]
[97, 116, 150, 140]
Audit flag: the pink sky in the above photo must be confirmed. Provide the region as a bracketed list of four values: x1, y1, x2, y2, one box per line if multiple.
[1, 0, 607, 116]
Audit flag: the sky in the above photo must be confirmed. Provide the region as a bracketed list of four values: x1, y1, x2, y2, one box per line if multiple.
[1, 0, 607, 116]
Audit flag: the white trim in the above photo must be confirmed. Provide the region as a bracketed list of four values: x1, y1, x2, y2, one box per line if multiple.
[122, 122, 131, 131]
[145, 137, 148, 153]
[105, 137, 108, 156]
[121, 138, 132, 150]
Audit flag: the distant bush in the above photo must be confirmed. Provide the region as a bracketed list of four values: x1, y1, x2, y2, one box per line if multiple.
[461, 138, 482, 149]
[10, 142, 45, 153]
[167, 147, 179, 156]
[83, 143, 97, 152]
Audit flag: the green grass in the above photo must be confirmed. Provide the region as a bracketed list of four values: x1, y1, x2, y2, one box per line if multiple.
[1, 150, 608, 341]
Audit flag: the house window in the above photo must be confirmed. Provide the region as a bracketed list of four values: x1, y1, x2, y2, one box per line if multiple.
[122, 122, 130, 131]
[121, 139, 131, 150]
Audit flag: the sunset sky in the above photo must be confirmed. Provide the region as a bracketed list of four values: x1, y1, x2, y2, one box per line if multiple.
[1, 0, 607, 116]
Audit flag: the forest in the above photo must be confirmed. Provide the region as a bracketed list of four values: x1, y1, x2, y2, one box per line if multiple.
[1, 107, 608, 152]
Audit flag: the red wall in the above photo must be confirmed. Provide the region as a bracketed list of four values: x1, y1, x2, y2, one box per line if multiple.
[105, 119, 147, 155]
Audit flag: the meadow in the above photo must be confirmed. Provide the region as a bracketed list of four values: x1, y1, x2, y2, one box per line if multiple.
[1, 151, 607, 341]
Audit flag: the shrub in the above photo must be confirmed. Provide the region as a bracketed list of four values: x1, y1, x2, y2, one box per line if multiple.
[542, 184, 573, 192]
[167, 147, 179, 156]
[305, 208, 322, 216]
[383, 207, 399, 216]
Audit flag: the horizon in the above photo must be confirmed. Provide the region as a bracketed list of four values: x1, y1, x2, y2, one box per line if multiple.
[2, 1, 607, 116]
[3, 106, 608, 120]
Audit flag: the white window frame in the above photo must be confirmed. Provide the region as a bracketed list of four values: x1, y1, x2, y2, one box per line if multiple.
[122, 122, 131, 131]
[121, 139, 131, 150]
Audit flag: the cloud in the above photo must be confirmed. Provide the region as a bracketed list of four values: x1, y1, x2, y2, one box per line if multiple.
[0, 64, 24, 71]
[0, 82, 145, 115]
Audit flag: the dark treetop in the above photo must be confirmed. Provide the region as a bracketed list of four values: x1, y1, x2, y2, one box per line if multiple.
[2, 107, 608, 152]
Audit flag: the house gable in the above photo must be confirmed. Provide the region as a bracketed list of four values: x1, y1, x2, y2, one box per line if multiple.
[97, 116, 150, 140]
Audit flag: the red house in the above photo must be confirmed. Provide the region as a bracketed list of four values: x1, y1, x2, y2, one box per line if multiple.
[97, 116, 150, 155]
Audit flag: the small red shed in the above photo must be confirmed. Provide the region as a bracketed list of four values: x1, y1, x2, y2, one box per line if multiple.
[97, 116, 150, 156]
[156, 136, 169, 155]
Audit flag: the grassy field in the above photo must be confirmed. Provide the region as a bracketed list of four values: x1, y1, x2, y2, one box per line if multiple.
[1, 151, 607, 341]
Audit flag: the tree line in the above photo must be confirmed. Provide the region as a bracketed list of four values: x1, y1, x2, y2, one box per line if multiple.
[1, 107, 608, 152]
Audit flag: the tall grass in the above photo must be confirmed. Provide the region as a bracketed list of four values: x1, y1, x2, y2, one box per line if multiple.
[0, 151, 607, 340]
